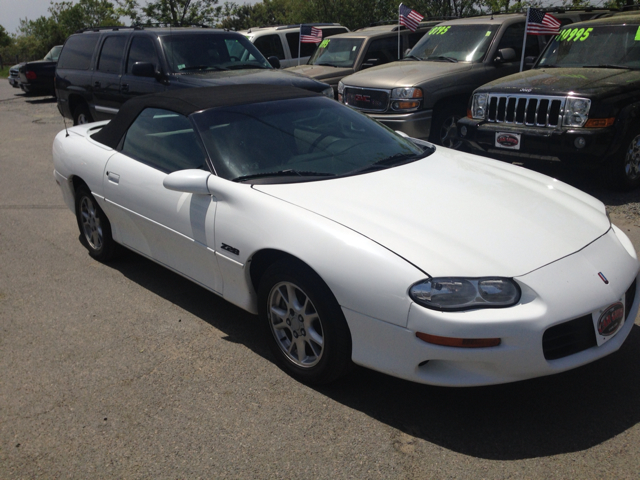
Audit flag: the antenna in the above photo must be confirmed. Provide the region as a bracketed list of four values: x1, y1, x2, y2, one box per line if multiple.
[63, 115, 69, 137]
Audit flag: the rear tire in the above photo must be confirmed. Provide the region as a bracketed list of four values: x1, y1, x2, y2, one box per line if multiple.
[75, 187, 119, 261]
[258, 259, 352, 385]
[73, 103, 93, 125]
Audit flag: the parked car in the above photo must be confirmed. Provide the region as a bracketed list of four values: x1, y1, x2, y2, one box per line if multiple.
[52, 84, 639, 387]
[18, 45, 63, 96]
[8, 63, 22, 88]
[337, 11, 607, 148]
[239, 24, 349, 68]
[55, 26, 334, 125]
[458, 13, 640, 190]
[285, 21, 440, 93]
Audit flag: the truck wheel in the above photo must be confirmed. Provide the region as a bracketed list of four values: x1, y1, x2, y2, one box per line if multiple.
[431, 104, 466, 149]
[608, 130, 640, 190]
[73, 103, 93, 125]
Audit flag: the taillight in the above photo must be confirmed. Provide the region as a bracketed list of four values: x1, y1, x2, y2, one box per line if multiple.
[26, 71, 37, 80]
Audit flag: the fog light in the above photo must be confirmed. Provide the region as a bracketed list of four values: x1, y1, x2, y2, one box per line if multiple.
[460, 125, 467, 136]
[574, 137, 586, 149]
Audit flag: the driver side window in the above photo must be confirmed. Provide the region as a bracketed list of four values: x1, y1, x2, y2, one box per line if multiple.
[121, 108, 207, 173]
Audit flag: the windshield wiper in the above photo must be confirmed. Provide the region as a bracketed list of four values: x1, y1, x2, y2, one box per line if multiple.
[180, 65, 228, 71]
[226, 64, 269, 70]
[315, 63, 341, 67]
[402, 55, 423, 61]
[347, 152, 426, 175]
[582, 64, 632, 70]
[426, 55, 458, 63]
[233, 170, 336, 182]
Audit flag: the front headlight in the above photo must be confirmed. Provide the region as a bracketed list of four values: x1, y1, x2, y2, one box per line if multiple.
[563, 97, 591, 127]
[390, 87, 423, 112]
[410, 277, 521, 311]
[321, 85, 335, 100]
[471, 93, 488, 119]
[338, 81, 345, 95]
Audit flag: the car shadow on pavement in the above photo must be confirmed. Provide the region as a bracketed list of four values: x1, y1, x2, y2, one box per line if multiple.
[25, 96, 57, 105]
[106, 246, 640, 461]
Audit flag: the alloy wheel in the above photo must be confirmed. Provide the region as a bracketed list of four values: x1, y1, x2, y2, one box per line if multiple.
[80, 196, 103, 251]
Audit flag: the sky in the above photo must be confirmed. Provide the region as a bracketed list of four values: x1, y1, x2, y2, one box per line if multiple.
[0, 0, 262, 35]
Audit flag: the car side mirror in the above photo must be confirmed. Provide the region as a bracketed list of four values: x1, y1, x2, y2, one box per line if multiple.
[163, 169, 211, 195]
[131, 62, 157, 78]
[362, 58, 380, 69]
[494, 48, 516, 64]
[404, 48, 411, 57]
[524, 55, 536, 70]
[267, 56, 281, 69]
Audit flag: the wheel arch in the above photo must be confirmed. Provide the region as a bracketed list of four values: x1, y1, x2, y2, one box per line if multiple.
[249, 249, 316, 298]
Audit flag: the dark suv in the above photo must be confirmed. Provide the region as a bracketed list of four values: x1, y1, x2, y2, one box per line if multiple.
[55, 26, 334, 125]
[458, 14, 640, 190]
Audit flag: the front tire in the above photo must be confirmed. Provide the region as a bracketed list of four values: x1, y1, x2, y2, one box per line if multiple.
[430, 103, 466, 149]
[75, 187, 119, 261]
[258, 259, 352, 385]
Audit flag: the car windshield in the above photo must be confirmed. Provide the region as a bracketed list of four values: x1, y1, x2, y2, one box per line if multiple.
[161, 33, 271, 72]
[191, 97, 430, 183]
[308, 37, 364, 67]
[409, 24, 498, 62]
[537, 25, 640, 69]
[44, 45, 62, 61]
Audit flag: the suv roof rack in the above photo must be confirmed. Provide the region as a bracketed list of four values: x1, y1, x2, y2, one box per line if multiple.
[134, 23, 212, 28]
[76, 25, 142, 33]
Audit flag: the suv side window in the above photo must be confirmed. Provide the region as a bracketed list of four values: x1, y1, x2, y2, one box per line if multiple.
[126, 36, 159, 73]
[497, 23, 540, 60]
[57, 34, 99, 70]
[121, 108, 207, 173]
[97, 36, 127, 73]
[253, 34, 285, 60]
[286, 32, 317, 58]
[363, 37, 398, 64]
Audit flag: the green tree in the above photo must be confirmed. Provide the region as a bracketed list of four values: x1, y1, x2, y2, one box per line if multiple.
[0, 25, 12, 48]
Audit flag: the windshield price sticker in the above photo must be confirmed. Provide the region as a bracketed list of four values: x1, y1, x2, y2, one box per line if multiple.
[556, 27, 593, 42]
[636, 26, 640, 41]
[429, 26, 451, 35]
[319, 39, 330, 49]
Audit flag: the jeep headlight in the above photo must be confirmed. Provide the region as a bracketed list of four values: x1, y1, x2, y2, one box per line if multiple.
[563, 97, 591, 127]
[410, 277, 521, 311]
[471, 93, 488, 120]
[390, 87, 423, 112]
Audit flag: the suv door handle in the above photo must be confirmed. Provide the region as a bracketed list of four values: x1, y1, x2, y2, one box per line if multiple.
[121, 84, 129, 93]
[94, 81, 101, 88]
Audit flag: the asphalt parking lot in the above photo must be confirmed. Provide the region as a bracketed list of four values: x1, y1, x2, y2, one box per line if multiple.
[1, 80, 640, 479]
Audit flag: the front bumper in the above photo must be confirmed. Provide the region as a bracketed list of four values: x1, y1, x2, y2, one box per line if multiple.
[8, 75, 19, 87]
[458, 117, 617, 166]
[367, 109, 433, 141]
[345, 227, 640, 386]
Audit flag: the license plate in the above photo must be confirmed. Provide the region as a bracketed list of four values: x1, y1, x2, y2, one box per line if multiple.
[495, 132, 521, 150]
[592, 299, 625, 346]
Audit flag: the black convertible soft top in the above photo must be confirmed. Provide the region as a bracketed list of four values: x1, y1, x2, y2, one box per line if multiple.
[91, 84, 319, 149]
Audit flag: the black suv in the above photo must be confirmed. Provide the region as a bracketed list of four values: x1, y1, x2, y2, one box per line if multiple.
[55, 26, 334, 125]
[458, 14, 640, 190]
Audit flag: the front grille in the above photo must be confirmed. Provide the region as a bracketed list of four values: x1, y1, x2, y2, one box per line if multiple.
[542, 280, 637, 361]
[343, 87, 389, 112]
[487, 94, 565, 128]
[542, 314, 596, 361]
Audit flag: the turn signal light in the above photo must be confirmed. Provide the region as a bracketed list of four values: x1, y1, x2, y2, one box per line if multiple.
[416, 332, 501, 348]
[26, 71, 37, 80]
[467, 109, 472, 118]
[584, 118, 614, 128]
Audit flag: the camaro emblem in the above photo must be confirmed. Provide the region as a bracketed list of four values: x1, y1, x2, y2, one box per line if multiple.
[597, 302, 624, 336]
[598, 272, 609, 284]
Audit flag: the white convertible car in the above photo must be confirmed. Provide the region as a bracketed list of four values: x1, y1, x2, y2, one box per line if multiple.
[53, 85, 640, 386]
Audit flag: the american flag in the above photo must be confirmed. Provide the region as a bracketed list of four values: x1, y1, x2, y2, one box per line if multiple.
[300, 25, 323, 43]
[526, 8, 561, 35]
[399, 4, 424, 32]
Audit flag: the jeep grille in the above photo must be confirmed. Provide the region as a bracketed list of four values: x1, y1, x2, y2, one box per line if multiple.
[487, 95, 566, 128]
[343, 87, 390, 112]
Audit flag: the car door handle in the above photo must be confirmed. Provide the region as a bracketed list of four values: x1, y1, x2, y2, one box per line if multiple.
[106, 171, 120, 184]
[121, 84, 129, 93]
[94, 81, 101, 88]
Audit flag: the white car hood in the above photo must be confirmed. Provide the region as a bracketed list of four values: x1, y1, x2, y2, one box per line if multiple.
[253, 149, 610, 278]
